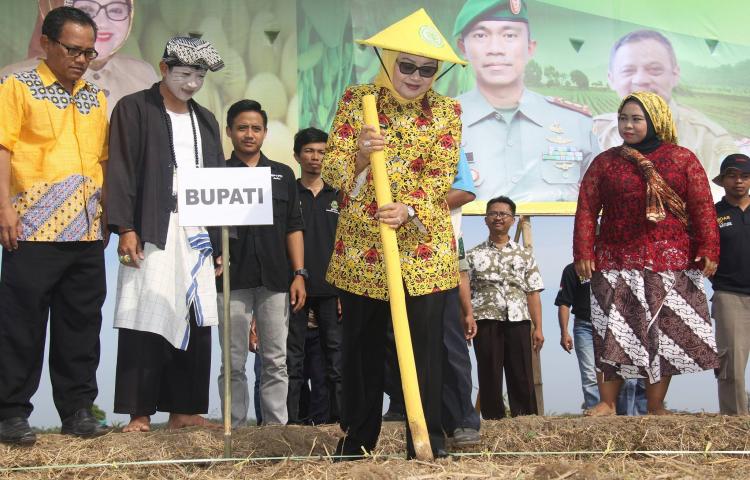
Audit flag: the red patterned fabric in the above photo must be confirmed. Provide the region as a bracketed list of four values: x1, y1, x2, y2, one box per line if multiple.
[574, 143, 719, 272]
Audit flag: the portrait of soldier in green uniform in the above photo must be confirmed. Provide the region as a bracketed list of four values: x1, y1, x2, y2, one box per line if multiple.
[454, 0, 600, 204]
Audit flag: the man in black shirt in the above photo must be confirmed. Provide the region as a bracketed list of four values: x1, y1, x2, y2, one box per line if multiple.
[711, 153, 750, 415]
[218, 100, 305, 426]
[555, 263, 598, 410]
[286, 127, 342, 424]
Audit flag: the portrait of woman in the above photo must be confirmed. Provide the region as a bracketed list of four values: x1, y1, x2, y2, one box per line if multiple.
[0, 0, 158, 117]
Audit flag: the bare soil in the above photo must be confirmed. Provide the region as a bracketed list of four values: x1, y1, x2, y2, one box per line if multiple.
[2, 415, 750, 479]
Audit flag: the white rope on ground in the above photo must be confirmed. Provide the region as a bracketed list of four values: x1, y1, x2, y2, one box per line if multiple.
[2, 450, 750, 473]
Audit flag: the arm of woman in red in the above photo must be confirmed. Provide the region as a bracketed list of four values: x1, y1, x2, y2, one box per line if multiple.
[573, 153, 606, 278]
[683, 149, 719, 275]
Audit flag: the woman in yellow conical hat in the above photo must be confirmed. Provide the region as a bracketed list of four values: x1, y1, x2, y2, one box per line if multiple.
[321, 8, 466, 460]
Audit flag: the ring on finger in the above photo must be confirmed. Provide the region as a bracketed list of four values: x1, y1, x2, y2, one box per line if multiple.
[363, 140, 371, 147]
[119, 254, 132, 264]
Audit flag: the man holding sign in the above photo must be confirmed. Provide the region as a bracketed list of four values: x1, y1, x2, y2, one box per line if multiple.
[106, 36, 225, 433]
[217, 100, 305, 427]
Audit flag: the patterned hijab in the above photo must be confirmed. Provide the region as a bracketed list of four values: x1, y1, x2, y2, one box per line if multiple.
[619, 91, 678, 145]
[617, 92, 687, 226]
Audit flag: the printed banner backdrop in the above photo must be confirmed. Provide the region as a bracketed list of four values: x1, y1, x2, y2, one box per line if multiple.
[1, 0, 749, 215]
[299, 0, 750, 214]
[0, 0, 299, 173]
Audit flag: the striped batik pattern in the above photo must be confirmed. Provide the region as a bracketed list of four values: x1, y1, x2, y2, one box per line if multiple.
[590, 269, 719, 383]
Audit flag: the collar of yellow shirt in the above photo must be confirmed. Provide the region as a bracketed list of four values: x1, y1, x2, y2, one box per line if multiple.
[37, 60, 89, 96]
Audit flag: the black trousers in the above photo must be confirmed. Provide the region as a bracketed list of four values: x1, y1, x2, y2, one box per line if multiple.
[386, 288, 480, 432]
[0, 241, 106, 421]
[473, 320, 536, 419]
[113, 309, 211, 416]
[298, 327, 329, 424]
[337, 289, 445, 458]
[287, 295, 341, 424]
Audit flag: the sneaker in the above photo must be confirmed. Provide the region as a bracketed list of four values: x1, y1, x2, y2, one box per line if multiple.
[0, 417, 36, 445]
[61, 409, 111, 438]
[452, 427, 480, 447]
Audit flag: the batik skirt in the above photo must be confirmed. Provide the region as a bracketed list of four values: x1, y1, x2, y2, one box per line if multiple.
[590, 269, 719, 383]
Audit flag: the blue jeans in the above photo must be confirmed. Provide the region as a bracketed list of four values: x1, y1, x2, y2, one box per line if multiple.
[574, 318, 647, 415]
[617, 378, 647, 416]
[573, 319, 600, 409]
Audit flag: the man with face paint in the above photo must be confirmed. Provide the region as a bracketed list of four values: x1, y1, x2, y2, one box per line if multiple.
[106, 36, 225, 433]
[0, 0, 159, 118]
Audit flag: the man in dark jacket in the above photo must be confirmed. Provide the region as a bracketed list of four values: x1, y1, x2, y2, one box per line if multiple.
[106, 36, 225, 433]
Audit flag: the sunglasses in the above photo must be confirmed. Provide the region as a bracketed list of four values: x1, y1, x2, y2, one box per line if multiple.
[397, 61, 438, 78]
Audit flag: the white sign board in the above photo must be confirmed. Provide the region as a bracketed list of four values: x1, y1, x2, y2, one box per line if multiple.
[177, 167, 273, 226]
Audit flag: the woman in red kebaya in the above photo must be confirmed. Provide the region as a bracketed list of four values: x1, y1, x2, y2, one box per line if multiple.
[574, 91, 720, 416]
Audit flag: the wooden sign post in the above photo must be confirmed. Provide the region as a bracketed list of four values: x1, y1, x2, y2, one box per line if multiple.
[514, 215, 544, 415]
[177, 167, 274, 458]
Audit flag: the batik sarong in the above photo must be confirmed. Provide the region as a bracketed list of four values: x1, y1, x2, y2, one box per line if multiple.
[590, 269, 719, 383]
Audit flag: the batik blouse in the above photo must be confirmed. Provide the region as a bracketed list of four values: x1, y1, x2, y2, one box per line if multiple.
[322, 84, 461, 300]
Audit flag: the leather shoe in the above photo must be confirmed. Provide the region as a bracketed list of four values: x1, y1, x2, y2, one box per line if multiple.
[452, 427, 480, 447]
[382, 410, 406, 422]
[0, 417, 36, 445]
[61, 409, 111, 438]
[434, 448, 450, 459]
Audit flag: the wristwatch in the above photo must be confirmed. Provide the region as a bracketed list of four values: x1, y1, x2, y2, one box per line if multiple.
[294, 268, 309, 280]
[405, 205, 416, 224]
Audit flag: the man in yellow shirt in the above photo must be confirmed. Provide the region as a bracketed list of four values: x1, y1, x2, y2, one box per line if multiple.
[0, 6, 109, 445]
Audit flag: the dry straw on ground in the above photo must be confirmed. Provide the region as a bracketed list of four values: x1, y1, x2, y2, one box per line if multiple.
[2, 415, 750, 479]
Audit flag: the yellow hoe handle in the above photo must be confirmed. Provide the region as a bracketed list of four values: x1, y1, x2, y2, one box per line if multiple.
[362, 94, 432, 461]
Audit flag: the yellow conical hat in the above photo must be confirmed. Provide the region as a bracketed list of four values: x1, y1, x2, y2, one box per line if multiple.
[357, 8, 467, 65]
